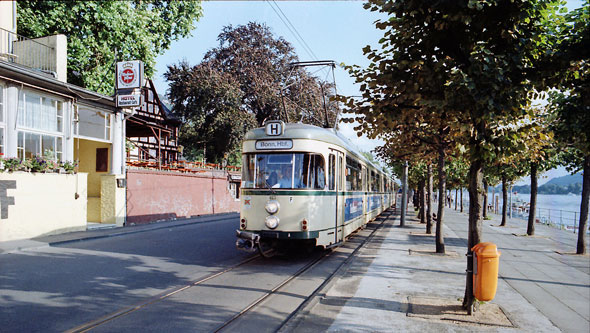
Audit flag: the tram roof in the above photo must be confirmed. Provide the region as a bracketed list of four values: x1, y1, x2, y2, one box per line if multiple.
[244, 122, 388, 175]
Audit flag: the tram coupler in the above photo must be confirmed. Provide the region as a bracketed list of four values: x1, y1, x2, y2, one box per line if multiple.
[236, 230, 260, 253]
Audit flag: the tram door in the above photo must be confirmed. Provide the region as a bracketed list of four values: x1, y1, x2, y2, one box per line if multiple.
[330, 150, 345, 244]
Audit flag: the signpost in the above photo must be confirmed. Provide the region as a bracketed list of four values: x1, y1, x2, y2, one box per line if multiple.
[115, 60, 143, 108]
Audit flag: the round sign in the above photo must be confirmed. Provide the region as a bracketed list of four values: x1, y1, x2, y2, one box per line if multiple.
[121, 68, 135, 84]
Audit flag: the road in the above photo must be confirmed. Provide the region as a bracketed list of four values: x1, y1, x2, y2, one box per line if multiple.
[0, 213, 391, 332]
[0, 214, 252, 332]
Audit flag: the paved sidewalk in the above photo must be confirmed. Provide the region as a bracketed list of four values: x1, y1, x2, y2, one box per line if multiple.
[286, 206, 590, 332]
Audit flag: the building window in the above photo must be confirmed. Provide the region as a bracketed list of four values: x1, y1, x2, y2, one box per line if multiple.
[17, 131, 63, 161]
[0, 128, 4, 156]
[229, 182, 240, 200]
[76, 106, 112, 141]
[18, 92, 64, 133]
[96, 148, 108, 172]
[16, 90, 65, 161]
[0, 85, 4, 155]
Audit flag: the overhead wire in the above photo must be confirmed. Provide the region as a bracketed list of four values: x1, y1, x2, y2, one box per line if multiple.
[264, 0, 339, 126]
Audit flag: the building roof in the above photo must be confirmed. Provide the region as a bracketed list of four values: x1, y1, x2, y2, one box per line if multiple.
[0, 60, 117, 111]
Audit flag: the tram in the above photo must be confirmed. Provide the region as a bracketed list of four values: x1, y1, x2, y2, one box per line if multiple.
[236, 120, 395, 256]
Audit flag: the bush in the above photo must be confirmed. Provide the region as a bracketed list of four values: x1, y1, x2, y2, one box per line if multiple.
[0, 155, 78, 174]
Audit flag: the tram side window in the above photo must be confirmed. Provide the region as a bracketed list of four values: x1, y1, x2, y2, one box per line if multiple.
[242, 154, 255, 188]
[370, 170, 379, 192]
[329, 154, 335, 191]
[346, 157, 362, 191]
[362, 167, 367, 192]
[297, 154, 325, 189]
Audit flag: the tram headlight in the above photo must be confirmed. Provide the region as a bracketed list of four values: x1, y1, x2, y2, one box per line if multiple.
[265, 215, 280, 229]
[265, 200, 280, 214]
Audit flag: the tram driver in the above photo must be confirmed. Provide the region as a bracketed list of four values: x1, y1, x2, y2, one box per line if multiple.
[278, 165, 293, 188]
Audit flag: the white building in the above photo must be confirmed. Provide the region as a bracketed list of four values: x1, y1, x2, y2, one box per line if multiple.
[0, 1, 126, 242]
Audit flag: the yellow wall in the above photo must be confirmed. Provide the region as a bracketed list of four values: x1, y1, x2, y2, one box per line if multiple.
[0, 172, 88, 242]
[75, 139, 111, 222]
[101, 175, 126, 226]
[75, 139, 111, 196]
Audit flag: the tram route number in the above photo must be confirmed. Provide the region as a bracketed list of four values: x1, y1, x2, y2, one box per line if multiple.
[255, 140, 293, 150]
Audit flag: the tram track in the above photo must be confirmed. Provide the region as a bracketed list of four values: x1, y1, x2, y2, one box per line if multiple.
[66, 209, 395, 333]
[66, 255, 262, 333]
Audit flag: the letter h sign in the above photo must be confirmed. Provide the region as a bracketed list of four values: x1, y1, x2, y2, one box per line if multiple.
[265, 121, 284, 136]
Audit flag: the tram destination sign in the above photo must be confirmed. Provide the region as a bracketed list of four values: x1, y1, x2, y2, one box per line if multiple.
[255, 139, 293, 150]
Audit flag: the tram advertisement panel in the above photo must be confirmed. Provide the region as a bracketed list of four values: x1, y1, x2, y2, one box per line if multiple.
[345, 197, 363, 221]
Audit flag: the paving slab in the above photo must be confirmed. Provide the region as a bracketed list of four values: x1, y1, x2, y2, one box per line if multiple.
[285, 205, 589, 332]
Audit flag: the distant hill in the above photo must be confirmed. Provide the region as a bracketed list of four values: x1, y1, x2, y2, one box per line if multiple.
[497, 172, 583, 195]
[543, 172, 582, 186]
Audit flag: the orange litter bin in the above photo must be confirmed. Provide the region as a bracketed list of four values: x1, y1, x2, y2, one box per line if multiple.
[472, 242, 501, 301]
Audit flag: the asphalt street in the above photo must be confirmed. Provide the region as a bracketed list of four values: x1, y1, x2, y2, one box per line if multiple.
[0, 214, 252, 332]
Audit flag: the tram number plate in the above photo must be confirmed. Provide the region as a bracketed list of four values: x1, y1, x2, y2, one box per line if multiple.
[255, 140, 293, 150]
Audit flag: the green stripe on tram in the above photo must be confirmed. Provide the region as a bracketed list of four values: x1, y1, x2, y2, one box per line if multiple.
[242, 189, 390, 196]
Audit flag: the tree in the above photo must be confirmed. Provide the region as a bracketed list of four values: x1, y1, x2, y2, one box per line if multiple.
[165, 61, 256, 162]
[522, 109, 558, 236]
[17, 0, 203, 95]
[545, 3, 589, 254]
[201, 22, 338, 127]
[356, 0, 558, 314]
[342, 7, 468, 253]
[165, 23, 338, 162]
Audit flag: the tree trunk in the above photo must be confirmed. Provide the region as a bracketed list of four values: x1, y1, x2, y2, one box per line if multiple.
[455, 189, 458, 210]
[420, 180, 426, 224]
[448, 189, 452, 208]
[426, 165, 433, 234]
[527, 162, 538, 236]
[577, 155, 590, 254]
[483, 179, 488, 219]
[460, 188, 464, 212]
[400, 162, 408, 227]
[500, 176, 508, 226]
[436, 146, 446, 254]
[463, 158, 483, 314]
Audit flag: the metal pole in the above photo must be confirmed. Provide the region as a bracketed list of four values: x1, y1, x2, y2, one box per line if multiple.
[509, 185, 513, 219]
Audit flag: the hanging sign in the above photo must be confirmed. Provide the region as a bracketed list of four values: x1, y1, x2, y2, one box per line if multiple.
[116, 60, 143, 90]
[116, 94, 142, 107]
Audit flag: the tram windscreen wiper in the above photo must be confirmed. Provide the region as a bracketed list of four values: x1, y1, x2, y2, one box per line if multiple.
[265, 178, 276, 195]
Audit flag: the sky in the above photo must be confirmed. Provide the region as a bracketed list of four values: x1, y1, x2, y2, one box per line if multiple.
[152, 0, 584, 183]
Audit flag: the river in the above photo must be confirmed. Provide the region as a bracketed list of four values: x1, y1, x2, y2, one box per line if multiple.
[453, 190, 585, 231]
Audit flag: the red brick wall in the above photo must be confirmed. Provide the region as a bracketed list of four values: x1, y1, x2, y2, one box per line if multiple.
[126, 169, 240, 224]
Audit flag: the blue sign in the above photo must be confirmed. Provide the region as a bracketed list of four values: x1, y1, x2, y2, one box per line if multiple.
[345, 197, 363, 221]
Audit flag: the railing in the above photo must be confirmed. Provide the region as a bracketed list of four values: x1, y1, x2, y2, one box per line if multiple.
[509, 206, 583, 233]
[126, 159, 241, 174]
[0, 27, 56, 74]
[458, 197, 588, 234]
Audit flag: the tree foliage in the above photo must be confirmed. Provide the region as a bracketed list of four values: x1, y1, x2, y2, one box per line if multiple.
[165, 61, 255, 163]
[352, 0, 560, 312]
[165, 22, 338, 163]
[544, 2, 590, 253]
[17, 0, 203, 94]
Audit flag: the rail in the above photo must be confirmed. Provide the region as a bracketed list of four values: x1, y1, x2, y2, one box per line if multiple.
[126, 159, 241, 173]
[0, 27, 56, 74]
[509, 206, 584, 233]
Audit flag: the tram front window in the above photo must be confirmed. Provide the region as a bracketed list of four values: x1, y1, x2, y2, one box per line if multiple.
[242, 153, 325, 189]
